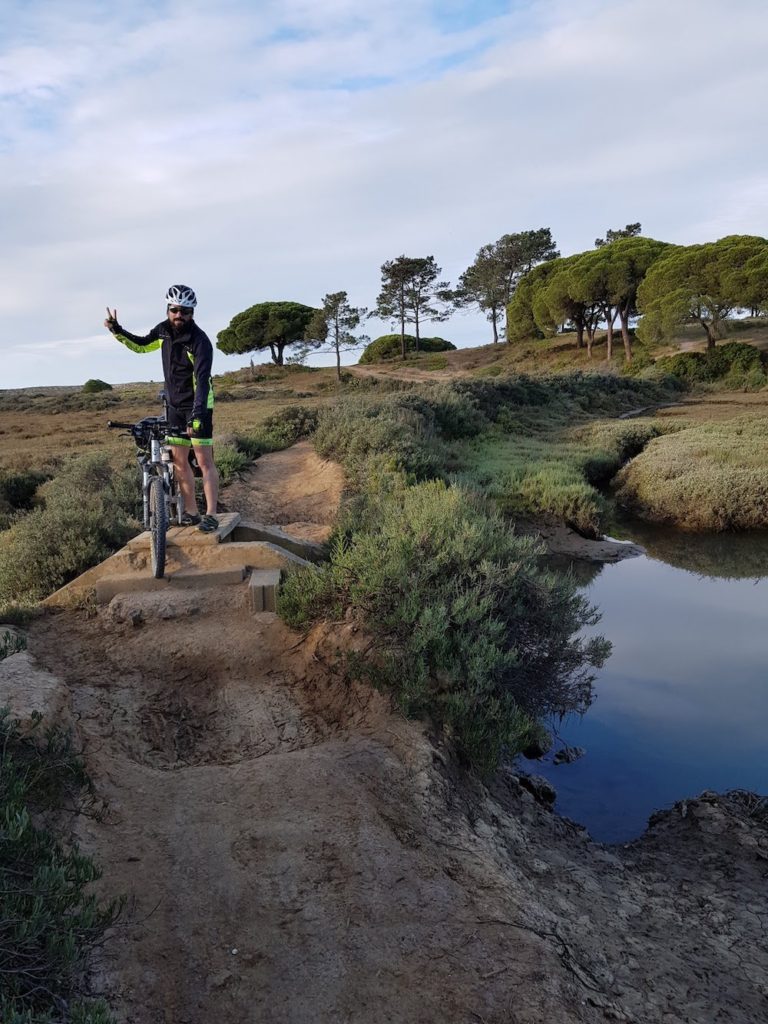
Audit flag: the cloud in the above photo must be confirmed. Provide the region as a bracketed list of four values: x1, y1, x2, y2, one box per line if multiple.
[3, 0, 768, 386]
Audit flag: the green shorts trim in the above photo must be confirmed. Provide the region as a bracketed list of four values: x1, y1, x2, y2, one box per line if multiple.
[166, 435, 192, 447]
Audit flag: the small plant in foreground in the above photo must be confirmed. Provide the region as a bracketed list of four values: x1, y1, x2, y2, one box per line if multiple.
[0, 629, 26, 660]
[0, 710, 121, 1023]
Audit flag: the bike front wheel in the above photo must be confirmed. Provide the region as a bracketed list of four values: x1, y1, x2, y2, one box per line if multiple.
[149, 475, 168, 578]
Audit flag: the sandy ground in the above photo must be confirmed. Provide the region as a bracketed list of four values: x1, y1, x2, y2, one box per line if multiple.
[2, 442, 767, 1023]
[220, 439, 343, 543]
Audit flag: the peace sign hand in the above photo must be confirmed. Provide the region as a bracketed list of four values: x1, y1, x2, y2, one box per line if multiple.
[104, 307, 118, 330]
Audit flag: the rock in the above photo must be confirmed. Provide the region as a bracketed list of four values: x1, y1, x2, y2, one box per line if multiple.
[519, 773, 557, 807]
[0, 650, 72, 732]
[553, 744, 586, 766]
[522, 731, 552, 759]
[107, 592, 201, 622]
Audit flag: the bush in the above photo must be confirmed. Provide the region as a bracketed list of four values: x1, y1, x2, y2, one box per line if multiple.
[279, 479, 608, 773]
[215, 443, 251, 485]
[0, 629, 26, 660]
[654, 343, 768, 389]
[82, 379, 113, 394]
[359, 334, 456, 364]
[614, 418, 768, 530]
[0, 469, 49, 530]
[0, 454, 138, 604]
[0, 710, 120, 1023]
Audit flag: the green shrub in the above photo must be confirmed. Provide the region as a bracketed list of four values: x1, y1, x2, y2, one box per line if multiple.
[82, 379, 113, 394]
[0, 629, 26, 660]
[359, 334, 456, 364]
[0, 710, 120, 1023]
[259, 405, 319, 447]
[0, 469, 50, 531]
[280, 479, 609, 773]
[654, 343, 768, 389]
[614, 418, 768, 530]
[0, 454, 138, 604]
[215, 443, 251, 485]
[0, 469, 49, 510]
[313, 393, 446, 480]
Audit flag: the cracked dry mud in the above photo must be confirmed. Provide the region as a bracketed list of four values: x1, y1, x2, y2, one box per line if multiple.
[3, 443, 767, 1023]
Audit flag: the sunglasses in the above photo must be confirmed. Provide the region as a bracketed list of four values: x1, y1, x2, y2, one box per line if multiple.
[168, 306, 194, 315]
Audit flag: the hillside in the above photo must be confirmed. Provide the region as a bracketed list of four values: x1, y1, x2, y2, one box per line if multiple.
[2, 443, 766, 1023]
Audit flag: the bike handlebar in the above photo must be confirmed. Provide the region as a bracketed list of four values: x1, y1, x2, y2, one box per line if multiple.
[107, 421, 137, 429]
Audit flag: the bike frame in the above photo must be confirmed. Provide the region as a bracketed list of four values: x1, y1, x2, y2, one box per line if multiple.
[108, 414, 185, 528]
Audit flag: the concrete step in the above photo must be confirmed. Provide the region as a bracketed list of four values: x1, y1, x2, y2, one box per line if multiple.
[126, 511, 241, 551]
[94, 566, 247, 604]
[248, 569, 281, 613]
[232, 522, 326, 563]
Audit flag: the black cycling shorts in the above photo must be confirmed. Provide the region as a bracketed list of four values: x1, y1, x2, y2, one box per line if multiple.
[166, 404, 214, 447]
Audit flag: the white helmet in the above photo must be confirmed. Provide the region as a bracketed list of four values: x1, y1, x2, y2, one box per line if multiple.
[165, 284, 197, 308]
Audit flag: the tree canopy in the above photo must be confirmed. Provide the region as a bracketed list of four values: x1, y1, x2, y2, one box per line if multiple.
[217, 301, 318, 366]
[507, 236, 670, 361]
[637, 235, 768, 349]
[306, 291, 368, 381]
[595, 222, 642, 248]
[453, 228, 559, 344]
[372, 256, 449, 357]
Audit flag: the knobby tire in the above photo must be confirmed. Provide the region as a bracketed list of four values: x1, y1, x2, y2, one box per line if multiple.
[149, 475, 168, 578]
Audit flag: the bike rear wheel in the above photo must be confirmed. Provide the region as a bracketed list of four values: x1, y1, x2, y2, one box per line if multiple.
[149, 475, 168, 578]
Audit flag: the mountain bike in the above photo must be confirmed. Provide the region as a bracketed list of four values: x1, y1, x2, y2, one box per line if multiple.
[108, 397, 185, 579]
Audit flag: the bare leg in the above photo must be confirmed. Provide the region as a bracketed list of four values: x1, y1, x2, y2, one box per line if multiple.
[171, 445, 198, 515]
[192, 446, 219, 516]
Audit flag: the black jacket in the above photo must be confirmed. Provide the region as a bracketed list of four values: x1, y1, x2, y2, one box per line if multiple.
[110, 319, 214, 416]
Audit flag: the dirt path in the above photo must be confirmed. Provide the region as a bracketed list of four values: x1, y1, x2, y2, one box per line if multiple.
[220, 439, 343, 543]
[2, 442, 767, 1023]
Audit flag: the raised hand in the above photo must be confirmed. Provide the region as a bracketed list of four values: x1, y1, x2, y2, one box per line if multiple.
[104, 306, 118, 329]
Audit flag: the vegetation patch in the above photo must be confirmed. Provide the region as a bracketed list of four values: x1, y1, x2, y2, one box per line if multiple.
[359, 334, 455, 364]
[0, 709, 120, 1023]
[0, 453, 138, 607]
[280, 474, 607, 774]
[82, 379, 113, 394]
[652, 342, 768, 390]
[277, 373, 672, 771]
[0, 468, 50, 531]
[614, 418, 768, 530]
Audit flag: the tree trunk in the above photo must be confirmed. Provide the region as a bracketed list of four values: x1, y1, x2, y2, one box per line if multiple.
[604, 305, 617, 361]
[270, 343, 283, 366]
[586, 327, 594, 359]
[619, 308, 632, 363]
[575, 316, 585, 350]
[491, 312, 499, 344]
[414, 310, 421, 353]
[400, 312, 406, 359]
[705, 322, 718, 350]
[335, 346, 341, 382]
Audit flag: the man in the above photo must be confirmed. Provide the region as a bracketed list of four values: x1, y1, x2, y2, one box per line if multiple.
[104, 284, 220, 532]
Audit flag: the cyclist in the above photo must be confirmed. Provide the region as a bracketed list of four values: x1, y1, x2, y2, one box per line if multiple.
[104, 285, 219, 532]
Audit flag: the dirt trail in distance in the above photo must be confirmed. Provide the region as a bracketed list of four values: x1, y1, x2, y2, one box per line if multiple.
[5, 442, 767, 1024]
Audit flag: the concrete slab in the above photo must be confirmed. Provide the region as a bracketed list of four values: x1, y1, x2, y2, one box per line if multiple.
[161, 541, 312, 575]
[94, 566, 246, 604]
[126, 512, 241, 551]
[233, 521, 326, 563]
[248, 569, 281, 613]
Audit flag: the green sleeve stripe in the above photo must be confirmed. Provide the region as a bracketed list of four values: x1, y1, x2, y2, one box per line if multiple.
[114, 332, 161, 354]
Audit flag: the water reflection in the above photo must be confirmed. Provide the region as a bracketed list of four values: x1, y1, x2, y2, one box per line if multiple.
[606, 512, 768, 580]
[530, 522, 768, 844]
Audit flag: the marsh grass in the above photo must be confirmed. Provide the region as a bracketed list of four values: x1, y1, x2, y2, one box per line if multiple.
[614, 417, 768, 530]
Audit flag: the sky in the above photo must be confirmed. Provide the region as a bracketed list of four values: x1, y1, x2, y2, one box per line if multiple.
[2, 0, 768, 389]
